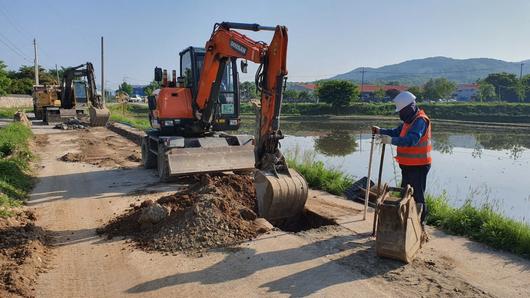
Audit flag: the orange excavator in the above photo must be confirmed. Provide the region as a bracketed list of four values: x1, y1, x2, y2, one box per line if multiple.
[143, 22, 307, 221]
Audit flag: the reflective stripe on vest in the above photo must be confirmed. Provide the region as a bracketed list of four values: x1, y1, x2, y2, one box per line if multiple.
[395, 109, 432, 166]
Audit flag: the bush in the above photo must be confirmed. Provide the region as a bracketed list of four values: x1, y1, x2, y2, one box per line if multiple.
[0, 123, 33, 217]
[427, 194, 530, 258]
[285, 150, 354, 195]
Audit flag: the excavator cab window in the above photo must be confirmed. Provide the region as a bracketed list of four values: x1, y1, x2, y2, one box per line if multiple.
[179, 47, 205, 98]
[73, 80, 88, 105]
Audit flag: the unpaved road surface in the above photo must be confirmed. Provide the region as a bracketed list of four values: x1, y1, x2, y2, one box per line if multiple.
[27, 127, 530, 297]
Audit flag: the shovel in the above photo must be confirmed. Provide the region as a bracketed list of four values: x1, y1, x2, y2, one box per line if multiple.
[363, 134, 376, 220]
[372, 143, 386, 236]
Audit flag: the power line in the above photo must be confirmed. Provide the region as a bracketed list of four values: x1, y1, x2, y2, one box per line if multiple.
[0, 34, 32, 63]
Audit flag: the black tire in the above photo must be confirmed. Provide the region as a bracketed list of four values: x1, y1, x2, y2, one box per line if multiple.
[141, 137, 156, 169]
[157, 143, 170, 182]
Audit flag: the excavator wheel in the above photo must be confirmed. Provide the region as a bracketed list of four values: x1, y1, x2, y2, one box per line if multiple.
[141, 137, 157, 169]
[254, 168, 308, 222]
[89, 106, 110, 127]
[157, 144, 170, 182]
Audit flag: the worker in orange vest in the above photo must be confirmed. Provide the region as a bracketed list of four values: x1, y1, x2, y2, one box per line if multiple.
[372, 91, 432, 228]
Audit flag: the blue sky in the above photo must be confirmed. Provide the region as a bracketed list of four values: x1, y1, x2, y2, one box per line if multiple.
[1, 0, 529, 89]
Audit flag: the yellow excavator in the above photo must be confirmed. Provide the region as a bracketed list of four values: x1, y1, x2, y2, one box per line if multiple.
[32, 62, 109, 126]
[143, 22, 307, 221]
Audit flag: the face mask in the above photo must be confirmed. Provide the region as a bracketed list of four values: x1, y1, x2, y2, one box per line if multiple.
[399, 102, 418, 123]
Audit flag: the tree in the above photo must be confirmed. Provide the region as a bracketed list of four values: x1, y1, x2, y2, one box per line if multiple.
[407, 86, 423, 101]
[143, 80, 160, 96]
[522, 74, 530, 102]
[373, 88, 386, 100]
[283, 89, 299, 101]
[297, 90, 312, 102]
[423, 78, 456, 100]
[240, 81, 257, 100]
[118, 81, 133, 96]
[0, 61, 12, 96]
[8, 78, 33, 94]
[385, 88, 401, 99]
[477, 82, 496, 102]
[483, 72, 519, 102]
[316, 80, 358, 109]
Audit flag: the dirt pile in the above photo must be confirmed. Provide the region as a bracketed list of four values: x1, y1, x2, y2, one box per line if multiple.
[57, 129, 141, 168]
[99, 174, 267, 253]
[0, 210, 48, 298]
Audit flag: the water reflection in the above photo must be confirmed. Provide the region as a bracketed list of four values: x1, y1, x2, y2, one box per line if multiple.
[314, 130, 357, 156]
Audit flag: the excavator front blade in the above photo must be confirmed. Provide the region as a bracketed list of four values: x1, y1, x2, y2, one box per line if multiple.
[255, 168, 308, 222]
[89, 106, 110, 127]
[166, 145, 255, 176]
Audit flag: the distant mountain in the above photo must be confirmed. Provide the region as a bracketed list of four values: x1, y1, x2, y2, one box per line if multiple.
[331, 57, 529, 85]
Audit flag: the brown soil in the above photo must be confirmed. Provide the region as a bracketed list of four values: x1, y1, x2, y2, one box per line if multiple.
[0, 210, 48, 298]
[57, 128, 141, 169]
[99, 174, 261, 254]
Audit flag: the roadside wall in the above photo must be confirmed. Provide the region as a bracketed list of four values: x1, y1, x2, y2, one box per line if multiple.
[0, 95, 32, 108]
[107, 122, 145, 145]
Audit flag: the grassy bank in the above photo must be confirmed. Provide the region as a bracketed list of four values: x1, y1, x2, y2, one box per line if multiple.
[0, 107, 32, 119]
[286, 150, 530, 259]
[285, 150, 354, 196]
[242, 102, 530, 123]
[0, 123, 34, 217]
[108, 103, 150, 130]
[427, 195, 530, 258]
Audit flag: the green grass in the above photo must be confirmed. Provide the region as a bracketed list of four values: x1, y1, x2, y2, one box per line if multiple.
[0, 123, 34, 217]
[285, 149, 354, 196]
[427, 194, 530, 259]
[108, 103, 150, 130]
[0, 107, 32, 118]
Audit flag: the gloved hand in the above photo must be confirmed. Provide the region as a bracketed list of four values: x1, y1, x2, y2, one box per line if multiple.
[378, 135, 392, 145]
[371, 126, 380, 135]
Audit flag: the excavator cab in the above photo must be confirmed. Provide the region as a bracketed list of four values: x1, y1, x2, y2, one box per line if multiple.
[179, 47, 241, 132]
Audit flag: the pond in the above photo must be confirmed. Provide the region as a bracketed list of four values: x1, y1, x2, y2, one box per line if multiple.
[241, 117, 530, 223]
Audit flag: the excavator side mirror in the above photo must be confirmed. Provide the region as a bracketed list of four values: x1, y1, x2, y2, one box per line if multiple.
[240, 60, 248, 73]
[154, 67, 163, 82]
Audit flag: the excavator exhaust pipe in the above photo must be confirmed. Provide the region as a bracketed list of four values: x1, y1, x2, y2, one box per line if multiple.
[89, 106, 110, 127]
[255, 168, 308, 222]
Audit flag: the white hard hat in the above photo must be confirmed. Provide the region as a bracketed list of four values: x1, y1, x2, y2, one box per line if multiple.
[393, 91, 416, 112]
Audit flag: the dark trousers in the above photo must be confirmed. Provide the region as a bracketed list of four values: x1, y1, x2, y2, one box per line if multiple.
[400, 164, 430, 224]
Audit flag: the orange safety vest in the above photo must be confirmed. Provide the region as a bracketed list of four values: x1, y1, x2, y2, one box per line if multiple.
[395, 109, 432, 166]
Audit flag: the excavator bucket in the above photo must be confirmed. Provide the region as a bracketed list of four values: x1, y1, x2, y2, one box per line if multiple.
[166, 145, 255, 176]
[89, 106, 110, 127]
[255, 168, 308, 222]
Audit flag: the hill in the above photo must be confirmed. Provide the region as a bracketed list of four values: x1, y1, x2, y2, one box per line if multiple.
[331, 57, 528, 85]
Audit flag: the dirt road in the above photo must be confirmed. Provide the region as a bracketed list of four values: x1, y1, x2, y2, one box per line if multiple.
[29, 127, 530, 297]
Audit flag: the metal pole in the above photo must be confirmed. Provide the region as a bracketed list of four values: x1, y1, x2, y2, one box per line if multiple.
[55, 64, 59, 84]
[33, 38, 39, 85]
[360, 67, 365, 101]
[101, 36, 105, 104]
[520, 63, 524, 80]
[364, 134, 375, 220]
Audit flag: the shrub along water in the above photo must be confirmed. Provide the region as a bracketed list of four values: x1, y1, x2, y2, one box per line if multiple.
[427, 194, 530, 259]
[285, 149, 354, 196]
[0, 123, 33, 217]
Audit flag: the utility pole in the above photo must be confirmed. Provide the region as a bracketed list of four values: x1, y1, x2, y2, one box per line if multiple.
[101, 36, 105, 103]
[55, 64, 59, 84]
[360, 67, 365, 101]
[33, 38, 39, 85]
[520, 63, 525, 80]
